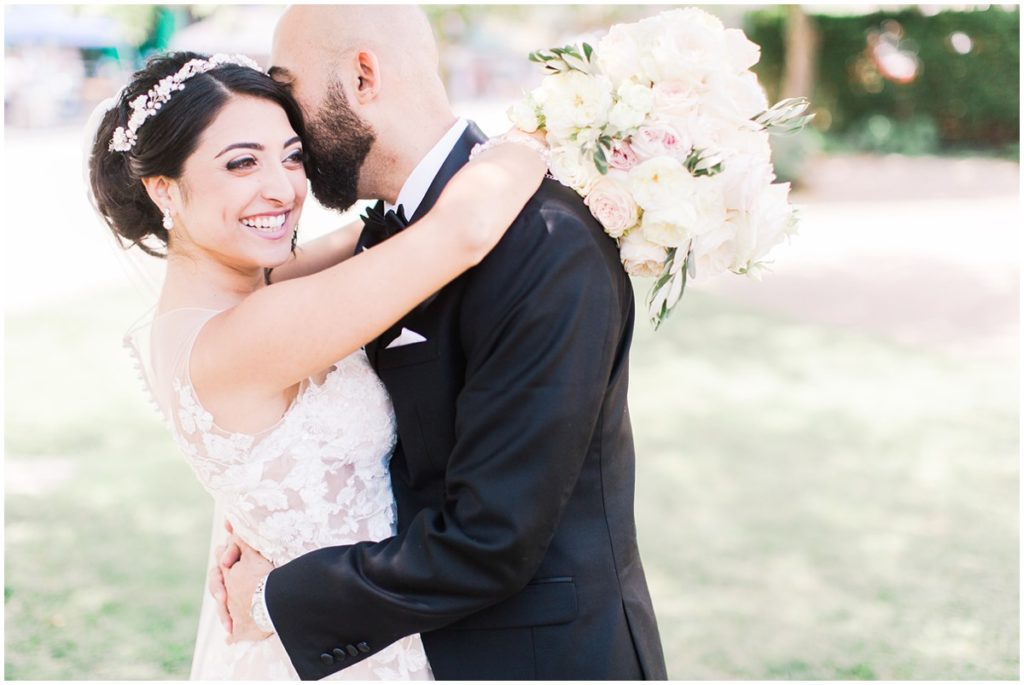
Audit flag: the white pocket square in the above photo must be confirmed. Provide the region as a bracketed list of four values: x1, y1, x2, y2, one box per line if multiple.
[385, 327, 428, 349]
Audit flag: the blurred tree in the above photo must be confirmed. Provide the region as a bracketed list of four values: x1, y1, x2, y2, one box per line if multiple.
[748, 5, 1019, 153]
[782, 5, 818, 101]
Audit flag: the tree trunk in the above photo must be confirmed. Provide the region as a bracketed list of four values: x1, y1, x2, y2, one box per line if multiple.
[781, 5, 818, 101]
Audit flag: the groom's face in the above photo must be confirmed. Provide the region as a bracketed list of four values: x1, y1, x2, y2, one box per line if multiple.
[299, 79, 377, 212]
[268, 59, 376, 212]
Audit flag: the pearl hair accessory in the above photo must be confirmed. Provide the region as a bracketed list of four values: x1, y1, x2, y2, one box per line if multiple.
[161, 208, 174, 230]
[109, 53, 263, 153]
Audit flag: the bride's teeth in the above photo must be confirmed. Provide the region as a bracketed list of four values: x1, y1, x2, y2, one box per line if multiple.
[242, 215, 286, 231]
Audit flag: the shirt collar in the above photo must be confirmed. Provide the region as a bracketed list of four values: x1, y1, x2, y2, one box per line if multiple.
[385, 118, 468, 217]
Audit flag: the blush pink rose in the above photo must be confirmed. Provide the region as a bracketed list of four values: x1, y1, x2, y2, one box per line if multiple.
[608, 141, 640, 171]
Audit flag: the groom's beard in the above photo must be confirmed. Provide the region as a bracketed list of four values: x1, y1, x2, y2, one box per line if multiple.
[304, 83, 376, 212]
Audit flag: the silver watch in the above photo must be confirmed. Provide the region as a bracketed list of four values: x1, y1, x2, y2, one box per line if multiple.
[250, 574, 275, 634]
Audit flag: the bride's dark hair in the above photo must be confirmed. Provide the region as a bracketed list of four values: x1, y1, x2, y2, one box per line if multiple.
[88, 51, 306, 258]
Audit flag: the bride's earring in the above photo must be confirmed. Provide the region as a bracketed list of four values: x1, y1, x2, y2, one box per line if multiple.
[162, 208, 174, 231]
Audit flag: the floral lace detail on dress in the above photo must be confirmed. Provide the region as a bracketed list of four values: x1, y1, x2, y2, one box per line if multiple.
[169, 354, 399, 565]
[126, 308, 431, 680]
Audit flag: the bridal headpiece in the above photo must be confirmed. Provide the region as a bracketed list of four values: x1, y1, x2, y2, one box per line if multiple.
[108, 53, 263, 153]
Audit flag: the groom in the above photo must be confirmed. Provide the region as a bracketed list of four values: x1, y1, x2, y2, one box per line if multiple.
[219, 6, 666, 679]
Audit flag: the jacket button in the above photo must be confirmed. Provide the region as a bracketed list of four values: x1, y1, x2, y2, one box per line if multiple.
[345, 644, 359, 657]
[332, 648, 347, 660]
[320, 653, 334, 666]
[357, 641, 371, 653]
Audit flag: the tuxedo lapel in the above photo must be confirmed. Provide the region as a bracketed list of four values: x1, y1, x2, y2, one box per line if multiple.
[365, 122, 487, 372]
[409, 121, 488, 224]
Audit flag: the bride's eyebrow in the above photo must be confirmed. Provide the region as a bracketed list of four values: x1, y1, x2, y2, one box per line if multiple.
[216, 142, 263, 158]
[284, 136, 301, 148]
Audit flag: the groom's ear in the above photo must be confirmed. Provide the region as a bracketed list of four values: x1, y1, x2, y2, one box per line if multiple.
[351, 50, 382, 104]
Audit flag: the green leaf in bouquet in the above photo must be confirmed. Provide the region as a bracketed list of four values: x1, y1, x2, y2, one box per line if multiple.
[583, 42, 594, 62]
[665, 269, 686, 310]
[754, 97, 815, 135]
[686, 149, 724, 177]
[645, 247, 690, 330]
[668, 244, 687, 275]
[529, 42, 594, 75]
[594, 146, 609, 175]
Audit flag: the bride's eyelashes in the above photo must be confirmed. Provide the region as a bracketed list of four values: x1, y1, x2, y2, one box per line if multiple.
[224, 148, 304, 173]
[226, 155, 259, 171]
[284, 148, 304, 168]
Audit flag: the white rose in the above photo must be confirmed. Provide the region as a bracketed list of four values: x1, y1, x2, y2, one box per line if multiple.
[724, 28, 762, 72]
[640, 207, 692, 248]
[608, 102, 646, 132]
[629, 124, 692, 163]
[714, 124, 773, 159]
[617, 81, 655, 114]
[547, 144, 601, 195]
[716, 154, 774, 212]
[585, 173, 640, 238]
[638, 8, 728, 85]
[619, 227, 668, 277]
[629, 156, 692, 211]
[539, 71, 613, 139]
[691, 221, 736, 278]
[746, 181, 795, 264]
[596, 22, 648, 87]
[652, 80, 700, 120]
[706, 182, 793, 275]
[506, 98, 540, 133]
[700, 71, 770, 125]
[640, 174, 727, 246]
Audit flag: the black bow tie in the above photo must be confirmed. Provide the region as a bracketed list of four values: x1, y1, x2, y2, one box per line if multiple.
[360, 203, 410, 250]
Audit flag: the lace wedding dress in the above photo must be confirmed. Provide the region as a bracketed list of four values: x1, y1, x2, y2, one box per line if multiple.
[126, 307, 432, 680]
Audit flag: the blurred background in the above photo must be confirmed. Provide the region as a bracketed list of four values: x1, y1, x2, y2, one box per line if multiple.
[3, 3, 1019, 679]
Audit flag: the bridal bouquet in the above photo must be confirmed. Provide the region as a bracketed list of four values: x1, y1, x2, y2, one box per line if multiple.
[508, 8, 812, 328]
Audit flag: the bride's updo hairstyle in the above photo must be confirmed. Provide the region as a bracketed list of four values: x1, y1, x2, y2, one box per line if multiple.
[89, 51, 306, 257]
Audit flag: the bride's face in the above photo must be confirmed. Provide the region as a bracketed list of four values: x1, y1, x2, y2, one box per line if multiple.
[170, 95, 306, 270]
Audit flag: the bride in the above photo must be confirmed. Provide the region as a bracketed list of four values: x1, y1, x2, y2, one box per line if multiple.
[86, 51, 547, 679]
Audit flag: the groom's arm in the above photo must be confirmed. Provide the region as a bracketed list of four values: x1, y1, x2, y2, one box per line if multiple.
[263, 188, 628, 679]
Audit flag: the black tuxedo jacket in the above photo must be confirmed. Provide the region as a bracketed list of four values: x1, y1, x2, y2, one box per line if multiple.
[265, 122, 667, 680]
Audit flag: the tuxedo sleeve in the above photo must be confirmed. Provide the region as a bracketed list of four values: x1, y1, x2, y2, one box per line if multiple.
[264, 192, 626, 679]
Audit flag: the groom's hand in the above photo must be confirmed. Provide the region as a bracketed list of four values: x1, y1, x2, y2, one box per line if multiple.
[224, 537, 275, 644]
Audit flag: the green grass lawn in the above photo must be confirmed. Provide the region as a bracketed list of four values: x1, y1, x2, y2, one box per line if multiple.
[5, 283, 1018, 679]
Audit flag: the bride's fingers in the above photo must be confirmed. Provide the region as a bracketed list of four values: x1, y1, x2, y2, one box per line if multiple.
[208, 566, 233, 632]
[223, 519, 234, 535]
[207, 564, 225, 599]
[220, 540, 242, 569]
[213, 543, 226, 563]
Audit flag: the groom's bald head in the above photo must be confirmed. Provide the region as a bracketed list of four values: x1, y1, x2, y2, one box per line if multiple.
[270, 5, 456, 203]
[271, 6, 443, 108]
[276, 6, 439, 66]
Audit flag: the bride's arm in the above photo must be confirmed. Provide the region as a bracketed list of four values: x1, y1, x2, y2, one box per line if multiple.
[267, 220, 363, 283]
[192, 139, 546, 400]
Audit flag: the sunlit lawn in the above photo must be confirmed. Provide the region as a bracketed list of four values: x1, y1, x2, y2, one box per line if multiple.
[5, 282, 1018, 679]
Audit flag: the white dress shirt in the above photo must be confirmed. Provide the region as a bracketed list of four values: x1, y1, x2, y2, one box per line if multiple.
[385, 118, 469, 218]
